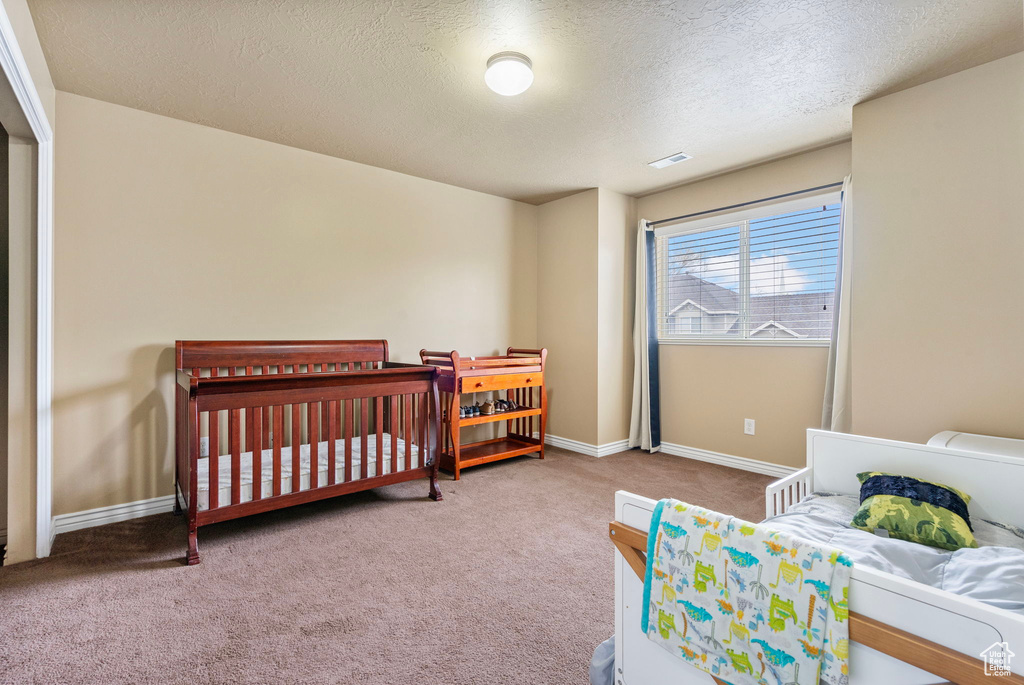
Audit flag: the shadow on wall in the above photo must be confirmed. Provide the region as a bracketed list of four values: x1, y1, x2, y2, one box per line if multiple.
[53, 345, 172, 511]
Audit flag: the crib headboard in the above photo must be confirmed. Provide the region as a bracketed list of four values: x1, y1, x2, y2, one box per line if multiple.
[808, 429, 1024, 527]
[176, 340, 389, 376]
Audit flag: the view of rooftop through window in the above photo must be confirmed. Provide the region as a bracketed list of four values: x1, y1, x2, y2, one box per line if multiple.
[656, 202, 841, 341]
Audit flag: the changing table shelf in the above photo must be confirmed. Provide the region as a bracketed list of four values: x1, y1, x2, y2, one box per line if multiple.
[458, 405, 541, 427]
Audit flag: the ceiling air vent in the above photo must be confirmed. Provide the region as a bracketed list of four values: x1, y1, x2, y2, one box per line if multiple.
[648, 151, 692, 169]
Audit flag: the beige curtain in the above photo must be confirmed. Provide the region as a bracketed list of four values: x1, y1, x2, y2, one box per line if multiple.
[822, 175, 853, 432]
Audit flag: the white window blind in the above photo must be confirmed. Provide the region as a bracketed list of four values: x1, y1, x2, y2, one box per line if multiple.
[655, 195, 841, 344]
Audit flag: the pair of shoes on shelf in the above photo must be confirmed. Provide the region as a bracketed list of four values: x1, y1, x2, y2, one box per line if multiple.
[459, 400, 520, 419]
[494, 399, 518, 412]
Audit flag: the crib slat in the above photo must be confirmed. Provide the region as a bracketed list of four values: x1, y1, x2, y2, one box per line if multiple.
[272, 405, 282, 497]
[250, 406, 262, 501]
[327, 400, 337, 485]
[292, 403, 301, 493]
[229, 408, 241, 505]
[360, 398, 369, 479]
[208, 369, 220, 510]
[336, 393, 343, 447]
[320, 400, 329, 450]
[308, 400, 319, 489]
[261, 366, 271, 447]
[344, 399, 354, 482]
[404, 394, 413, 472]
[391, 395, 400, 475]
[419, 393, 427, 470]
[403, 393, 411, 466]
[377, 396, 385, 476]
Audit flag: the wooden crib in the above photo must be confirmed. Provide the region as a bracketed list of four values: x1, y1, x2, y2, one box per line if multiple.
[175, 340, 441, 565]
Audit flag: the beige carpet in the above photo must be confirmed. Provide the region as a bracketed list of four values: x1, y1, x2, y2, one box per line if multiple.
[0, 446, 771, 684]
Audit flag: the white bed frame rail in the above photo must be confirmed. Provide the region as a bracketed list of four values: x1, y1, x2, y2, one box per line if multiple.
[764, 466, 811, 519]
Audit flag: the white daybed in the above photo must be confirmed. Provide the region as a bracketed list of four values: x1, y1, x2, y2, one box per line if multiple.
[610, 430, 1024, 684]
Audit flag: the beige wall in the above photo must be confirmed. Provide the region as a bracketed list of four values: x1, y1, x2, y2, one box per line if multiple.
[536, 187, 635, 448]
[596, 188, 635, 446]
[636, 143, 852, 467]
[850, 52, 1024, 443]
[537, 189, 600, 444]
[52, 91, 538, 516]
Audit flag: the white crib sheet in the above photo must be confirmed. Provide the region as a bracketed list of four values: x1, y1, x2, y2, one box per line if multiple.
[197, 435, 420, 510]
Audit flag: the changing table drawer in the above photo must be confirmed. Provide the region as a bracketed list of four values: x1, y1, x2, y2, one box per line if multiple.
[461, 372, 542, 394]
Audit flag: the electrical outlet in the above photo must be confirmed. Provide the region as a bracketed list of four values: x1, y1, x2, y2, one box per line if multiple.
[744, 419, 755, 436]
[200, 437, 210, 457]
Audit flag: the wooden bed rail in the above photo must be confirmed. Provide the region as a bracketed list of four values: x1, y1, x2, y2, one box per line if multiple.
[608, 521, 1024, 685]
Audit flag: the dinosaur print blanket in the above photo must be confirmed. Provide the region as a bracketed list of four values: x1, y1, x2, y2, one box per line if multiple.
[641, 499, 851, 685]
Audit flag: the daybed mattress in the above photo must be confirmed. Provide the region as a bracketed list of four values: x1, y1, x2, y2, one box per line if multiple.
[766, 493, 1024, 615]
[196, 435, 420, 511]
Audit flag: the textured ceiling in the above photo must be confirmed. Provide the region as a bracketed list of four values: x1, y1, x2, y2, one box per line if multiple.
[28, 0, 1023, 204]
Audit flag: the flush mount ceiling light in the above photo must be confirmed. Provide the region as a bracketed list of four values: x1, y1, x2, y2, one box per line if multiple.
[485, 52, 533, 96]
[649, 151, 692, 169]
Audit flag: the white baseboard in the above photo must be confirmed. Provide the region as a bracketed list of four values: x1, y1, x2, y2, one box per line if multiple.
[53, 495, 176, 535]
[542, 434, 631, 458]
[659, 441, 797, 478]
[543, 433, 795, 477]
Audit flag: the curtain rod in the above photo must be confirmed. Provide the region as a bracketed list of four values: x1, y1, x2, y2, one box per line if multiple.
[647, 181, 844, 229]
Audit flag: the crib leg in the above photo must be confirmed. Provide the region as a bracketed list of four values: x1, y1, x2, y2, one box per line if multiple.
[429, 473, 442, 501]
[186, 526, 200, 565]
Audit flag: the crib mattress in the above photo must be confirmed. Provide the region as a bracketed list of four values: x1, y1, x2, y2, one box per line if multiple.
[197, 435, 420, 510]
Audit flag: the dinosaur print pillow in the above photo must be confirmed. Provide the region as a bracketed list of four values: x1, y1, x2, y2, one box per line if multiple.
[851, 471, 977, 551]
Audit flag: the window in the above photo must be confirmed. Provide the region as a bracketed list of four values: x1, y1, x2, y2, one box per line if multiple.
[655, 194, 841, 344]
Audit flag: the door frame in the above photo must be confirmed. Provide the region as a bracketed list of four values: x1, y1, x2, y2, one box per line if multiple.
[0, 3, 54, 558]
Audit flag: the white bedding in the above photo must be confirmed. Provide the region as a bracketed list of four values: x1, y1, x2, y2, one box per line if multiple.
[197, 435, 419, 510]
[766, 493, 1024, 615]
